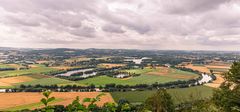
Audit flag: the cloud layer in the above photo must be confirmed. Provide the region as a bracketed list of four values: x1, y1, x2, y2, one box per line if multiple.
[0, 0, 240, 50]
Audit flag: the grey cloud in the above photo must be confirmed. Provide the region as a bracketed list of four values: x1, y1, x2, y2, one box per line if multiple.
[0, 0, 99, 13]
[0, 0, 240, 50]
[41, 10, 85, 28]
[100, 11, 151, 34]
[197, 35, 240, 46]
[5, 14, 42, 27]
[161, 0, 229, 14]
[102, 24, 125, 33]
[68, 26, 96, 38]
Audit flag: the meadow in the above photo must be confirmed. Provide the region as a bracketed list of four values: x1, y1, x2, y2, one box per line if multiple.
[77, 67, 198, 86]
[0, 73, 74, 88]
[0, 64, 13, 68]
[111, 86, 214, 105]
[0, 64, 57, 78]
[15, 77, 73, 86]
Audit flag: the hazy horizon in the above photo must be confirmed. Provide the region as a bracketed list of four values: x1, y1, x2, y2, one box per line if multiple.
[0, 0, 240, 51]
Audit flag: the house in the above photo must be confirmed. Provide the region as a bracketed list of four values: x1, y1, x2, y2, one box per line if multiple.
[164, 64, 171, 68]
[95, 88, 102, 92]
[0, 89, 6, 92]
[115, 74, 129, 78]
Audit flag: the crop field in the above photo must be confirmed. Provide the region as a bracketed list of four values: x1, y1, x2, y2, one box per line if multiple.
[0, 64, 57, 78]
[0, 92, 114, 111]
[0, 76, 35, 87]
[0, 64, 13, 68]
[26, 74, 52, 79]
[111, 86, 214, 105]
[65, 57, 91, 63]
[0, 74, 64, 88]
[184, 64, 210, 73]
[35, 60, 52, 64]
[146, 67, 198, 79]
[0, 63, 23, 68]
[185, 64, 230, 74]
[78, 68, 198, 86]
[98, 63, 126, 68]
[50, 66, 77, 70]
[16, 77, 73, 86]
[124, 68, 156, 74]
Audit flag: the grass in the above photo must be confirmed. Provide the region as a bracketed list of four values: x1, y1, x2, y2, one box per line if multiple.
[0, 64, 12, 68]
[0, 86, 14, 89]
[78, 75, 180, 86]
[0, 64, 57, 78]
[65, 57, 91, 62]
[110, 86, 214, 105]
[208, 68, 229, 72]
[58, 82, 87, 86]
[2, 98, 64, 111]
[16, 77, 72, 86]
[124, 68, 157, 74]
[78, 68, 198, 86]
[26, 74, 51, 79]
[192, 64, 205, 66]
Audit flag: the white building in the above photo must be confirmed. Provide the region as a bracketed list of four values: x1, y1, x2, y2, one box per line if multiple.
[196, 73, 213, 85]
[0, 89, 6, 92]
[115, 74, 129, 78]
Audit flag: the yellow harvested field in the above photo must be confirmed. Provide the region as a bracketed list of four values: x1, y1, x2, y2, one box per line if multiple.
[0, 92, 114, 110]
[65, 57, 90, 63]
[0, 82, 11, 86]
[205, 65, 230, 69]
[0, 76, 35, 86]
[184, 64, 210, 73]
[50, 66, 75, 70]
[36, 61, 51, 64]
[29, 65, 38, 68]
[99, 63, 126, 68]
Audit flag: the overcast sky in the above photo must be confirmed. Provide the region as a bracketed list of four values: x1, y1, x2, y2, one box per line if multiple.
[0, 0, 240, 51]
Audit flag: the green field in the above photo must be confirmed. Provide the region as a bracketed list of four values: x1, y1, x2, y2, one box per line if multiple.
[111, 86, 214, 105]
[208, 68, 229, 72]
[124, 68, 156, 74]
[0, 64, 57, 78]
[77, 68, 198, 86]
[16, 77, 72, 86]
[78, 75, 181, 86]
[192, 64, 205, 66]
[0, 86, 14, 89]
[0, 64, 13, 68]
